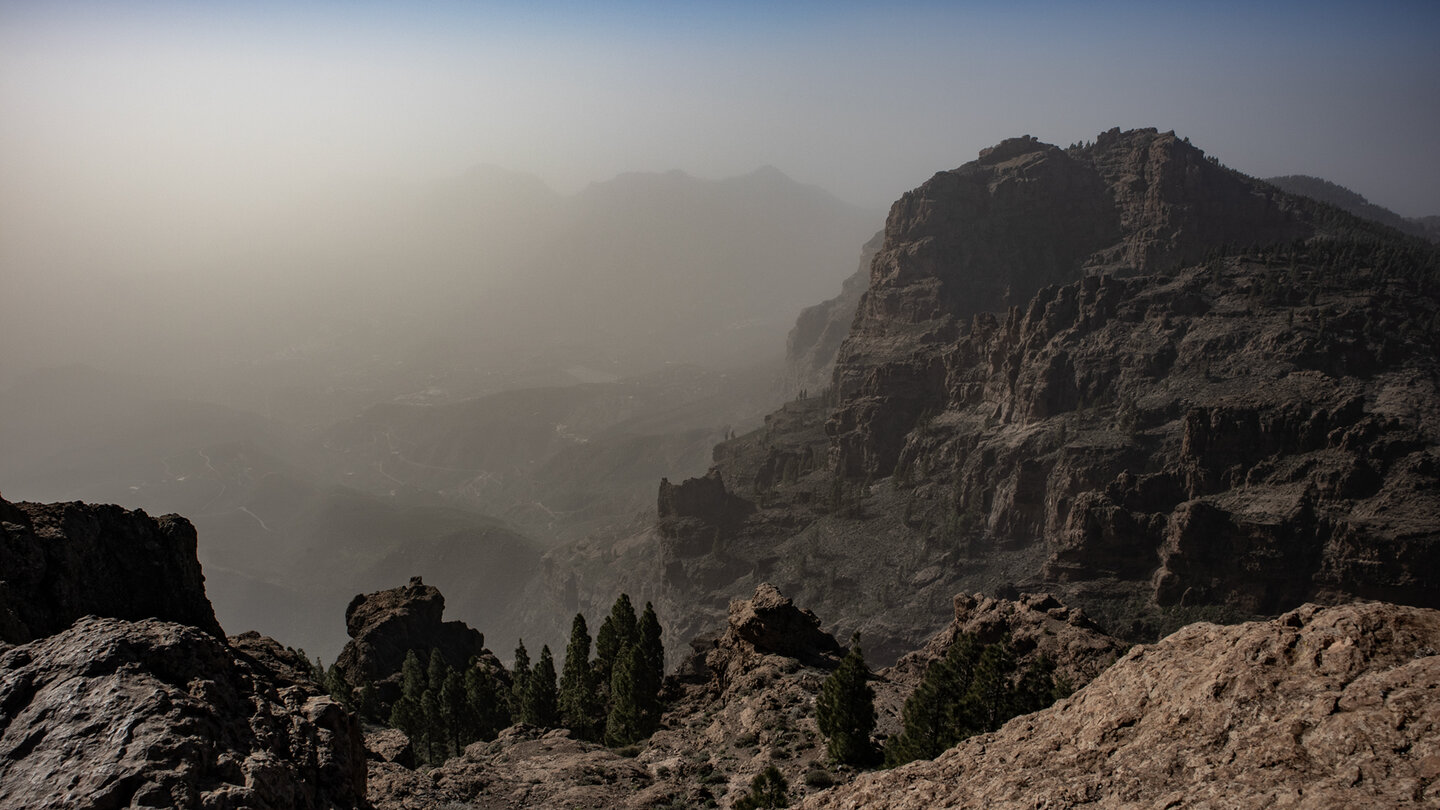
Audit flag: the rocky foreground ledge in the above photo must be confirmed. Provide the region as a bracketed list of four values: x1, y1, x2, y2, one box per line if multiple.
[0, 496, 368, 809]
[802, 601, 1440, 809]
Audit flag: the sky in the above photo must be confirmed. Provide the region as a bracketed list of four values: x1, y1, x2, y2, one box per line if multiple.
[1, 0, 1438, 284]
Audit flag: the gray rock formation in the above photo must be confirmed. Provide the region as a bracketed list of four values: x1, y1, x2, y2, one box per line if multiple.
[0, 496, 220, 643]
[0, 616, 366, 810]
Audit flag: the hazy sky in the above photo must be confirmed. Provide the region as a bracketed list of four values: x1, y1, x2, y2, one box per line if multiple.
[2, 0, 1438, 275]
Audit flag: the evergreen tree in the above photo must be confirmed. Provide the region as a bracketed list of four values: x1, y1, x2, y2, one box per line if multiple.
[420, 685, 442, 763]
[884, 633, 1059, 768]
[523, 645, 560, 728]
[595, 594, 638, 686]
[356, 679, 379, 722]
[594, 615, 620, 688]
[816, 633, 877, 766]
[967, 641, 1017, 731]
[440, 668, 467, 755]
[401, 649, 427, 700]
[733, 765, 790, 809]
[885, 634, 983, 767]
[510, 640, 531, 721]
[389, 649, 427, 750]
[427, 649, 448, 697]
[637, 602, 665, 700]
[605, 643, 648, 746]
[464, 661, 508, 742]
[559, 613, 602, 740]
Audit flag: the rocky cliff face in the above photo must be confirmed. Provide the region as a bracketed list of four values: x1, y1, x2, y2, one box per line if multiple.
[802, 601, 1440, 809]
[785, 230, 884, 396]
[0, 496, 220, 642]
[524, 128, 1440, 666]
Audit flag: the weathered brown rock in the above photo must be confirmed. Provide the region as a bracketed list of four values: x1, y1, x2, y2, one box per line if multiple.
[367, 727, 658, 810]
[884, 591, 1126, 690]
[0, 616, 366, 810]
[803, 602, 1440, 809]
[332, 577, 496, 707]
[0, 496, 220, 643]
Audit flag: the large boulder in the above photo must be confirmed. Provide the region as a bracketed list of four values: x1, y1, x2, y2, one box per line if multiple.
[332, 577, 495, 705]
[0, 496, 221, 643]
[0, 616, 366, 810]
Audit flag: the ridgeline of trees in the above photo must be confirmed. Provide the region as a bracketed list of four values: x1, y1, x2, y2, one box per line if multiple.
[318, 592, 666, 766]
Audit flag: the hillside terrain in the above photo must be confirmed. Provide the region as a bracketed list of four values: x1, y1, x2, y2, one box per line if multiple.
[1265, 174, 1437, 242]
[518, 128, 1440, 665]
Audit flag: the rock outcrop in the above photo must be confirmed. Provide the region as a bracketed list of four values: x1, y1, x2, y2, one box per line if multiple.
[802, 602, 1440, 809]
[883, 591, 1127, 691]
[0, 495, 369, 808]
[0, 496, 220, 643]
[332, 577, 498, 706]
[0, 616, 366, 810]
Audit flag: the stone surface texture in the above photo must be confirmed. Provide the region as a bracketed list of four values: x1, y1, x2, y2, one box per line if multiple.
[802, 602, 1440, 809]
[0, 616, 366, 810]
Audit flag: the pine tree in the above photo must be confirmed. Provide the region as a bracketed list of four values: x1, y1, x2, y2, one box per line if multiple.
[427, 649, 448, 697]
[595, 594, 638, 686]
[389, 649, 427, 751]
[559, 613, 602, 740]
[733, 765, 790, 809]
[401, 649, 427, 699]
[440, 668, 467, 755]
[594, 615, 620, 688]
[885, 634, 983, 767]
[510, 640, 531, 721]
[883, 633, 1058, 768]
[523, 645, 560, 728]
[605, 643, 647, 746]
[420, 685, 442, 764]
[464, 660, 508, 742]
[816, 633, 877, 766]
[637, 602, 665, 700]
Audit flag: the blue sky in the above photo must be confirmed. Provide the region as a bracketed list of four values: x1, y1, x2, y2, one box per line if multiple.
[3, 0, 1438, 220]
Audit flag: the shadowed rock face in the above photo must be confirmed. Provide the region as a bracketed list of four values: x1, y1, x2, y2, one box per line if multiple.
[332, 577, 496, 706]
[803, 602, 1440, 809]
[0, 496, 221, 643]
[0, 616, 366, 810]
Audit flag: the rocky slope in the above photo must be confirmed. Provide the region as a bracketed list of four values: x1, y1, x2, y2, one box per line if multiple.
[522, 128, 1440, 663]
[363, 584, 1124, 809]
[1266, 174, 1436, 242]
[802, 601, 1440, 809]
[0, 494, 368, 808]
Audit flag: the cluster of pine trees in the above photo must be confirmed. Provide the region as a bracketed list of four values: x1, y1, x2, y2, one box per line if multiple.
[329, 593, 666, 766]
[813, 632, 1065, 771]
[883, 633, 1064, 766]
[387, 649, 508, 764]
